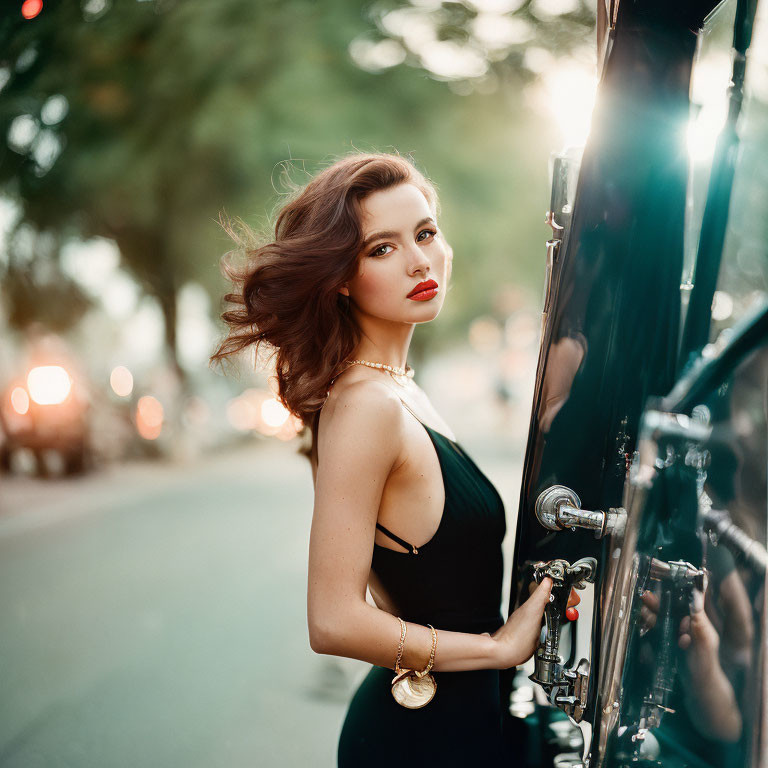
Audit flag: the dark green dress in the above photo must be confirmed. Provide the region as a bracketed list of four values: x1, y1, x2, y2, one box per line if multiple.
[336, 396, 509, 766]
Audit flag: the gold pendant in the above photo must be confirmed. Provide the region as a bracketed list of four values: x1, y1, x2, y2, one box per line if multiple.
[390, 668, 437, 709]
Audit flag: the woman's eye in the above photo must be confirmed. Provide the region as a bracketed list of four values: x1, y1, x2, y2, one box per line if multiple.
[369, 230, 436, 257]
[370, 244, 393, 257]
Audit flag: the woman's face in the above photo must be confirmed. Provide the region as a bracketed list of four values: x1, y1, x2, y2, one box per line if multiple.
[339, 182, 452, 324]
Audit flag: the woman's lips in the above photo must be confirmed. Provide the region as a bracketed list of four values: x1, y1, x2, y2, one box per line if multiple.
[408, 287, 438, 301]
[407, 279, 439, 300]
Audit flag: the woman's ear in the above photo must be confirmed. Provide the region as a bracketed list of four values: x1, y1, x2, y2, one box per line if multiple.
[338, 284, 350, 297]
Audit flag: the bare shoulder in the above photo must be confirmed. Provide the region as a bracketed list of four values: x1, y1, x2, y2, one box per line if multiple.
[320, 376, 405, 436]
[317, 377, 405, 471]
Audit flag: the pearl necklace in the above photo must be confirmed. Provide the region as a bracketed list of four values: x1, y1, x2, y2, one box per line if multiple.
[345, 359, 415, 379]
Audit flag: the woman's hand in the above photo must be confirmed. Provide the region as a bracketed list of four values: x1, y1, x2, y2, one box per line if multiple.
[484, 577, 554, 669]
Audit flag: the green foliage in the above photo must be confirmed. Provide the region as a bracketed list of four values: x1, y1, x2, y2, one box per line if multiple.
[0, 0, 566, 365]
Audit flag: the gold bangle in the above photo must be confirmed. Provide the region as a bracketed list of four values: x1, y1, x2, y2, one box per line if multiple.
[414, 624, 437, 678]
[394, 617, 408, 673]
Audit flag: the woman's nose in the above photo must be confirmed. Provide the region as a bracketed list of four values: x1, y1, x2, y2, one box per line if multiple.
[406, 243, 431, 275]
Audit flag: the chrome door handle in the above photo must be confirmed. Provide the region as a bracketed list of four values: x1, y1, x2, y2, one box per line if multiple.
[536, 485, 626, 538]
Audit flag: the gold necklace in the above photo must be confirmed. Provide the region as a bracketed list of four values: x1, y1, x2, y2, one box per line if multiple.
[345, 358, 415, 381]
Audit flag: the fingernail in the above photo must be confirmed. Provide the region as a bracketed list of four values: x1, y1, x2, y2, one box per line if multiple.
[692, 590, 704, 613]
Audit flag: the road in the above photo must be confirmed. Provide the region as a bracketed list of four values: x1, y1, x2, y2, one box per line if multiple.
[0, 435, 523, 767]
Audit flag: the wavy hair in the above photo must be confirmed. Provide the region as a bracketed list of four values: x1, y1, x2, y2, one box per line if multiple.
[208, 151, 440, 460]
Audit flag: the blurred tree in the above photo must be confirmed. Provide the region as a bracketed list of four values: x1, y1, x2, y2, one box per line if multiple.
[0, 0, 584, 379]
[2, 226, 94, 332]
[354, 0, 595, 85]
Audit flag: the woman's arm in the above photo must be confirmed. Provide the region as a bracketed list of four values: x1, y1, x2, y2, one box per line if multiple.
[307, 379, 551, 672]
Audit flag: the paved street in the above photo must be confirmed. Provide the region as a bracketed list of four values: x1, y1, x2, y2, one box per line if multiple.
[0, 434, 522, 767]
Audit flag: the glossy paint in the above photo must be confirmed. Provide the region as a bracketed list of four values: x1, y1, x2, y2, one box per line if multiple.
[501, 0, 766, 766]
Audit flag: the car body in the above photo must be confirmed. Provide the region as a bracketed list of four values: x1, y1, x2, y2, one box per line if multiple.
[501, 1, 767, 766]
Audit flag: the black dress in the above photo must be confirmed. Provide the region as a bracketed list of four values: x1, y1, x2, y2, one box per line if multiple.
[336, 395, 509, 766]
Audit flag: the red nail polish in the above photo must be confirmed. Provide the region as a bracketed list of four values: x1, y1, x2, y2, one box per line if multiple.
[566, 607, 579, 622]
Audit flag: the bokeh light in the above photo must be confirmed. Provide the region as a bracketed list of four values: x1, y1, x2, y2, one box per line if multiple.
[540, 60, 598, 148]
[27, 365, 72, 405]
[10, 386, 30, 415]
[261, 397, 290, 428]
[135, 395, 163, 440]
[21, 0, 43, 20]
[110, 365, 134, 397]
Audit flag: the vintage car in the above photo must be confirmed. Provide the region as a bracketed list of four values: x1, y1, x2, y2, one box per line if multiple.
[500, 1, 767, 767]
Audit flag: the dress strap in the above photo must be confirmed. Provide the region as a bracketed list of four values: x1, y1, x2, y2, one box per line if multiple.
[394, 395, 422, 425]
[374, 395, 434, 555]
[376, 522, 419, 555]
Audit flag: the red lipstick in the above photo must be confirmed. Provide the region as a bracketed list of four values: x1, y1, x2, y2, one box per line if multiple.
[407, 279, 439, 301]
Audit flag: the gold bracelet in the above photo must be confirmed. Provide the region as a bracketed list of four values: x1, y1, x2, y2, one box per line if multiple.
[394, 617, 408, 673]
[390, 620, 438, 708]
[414, 624, 437, 678]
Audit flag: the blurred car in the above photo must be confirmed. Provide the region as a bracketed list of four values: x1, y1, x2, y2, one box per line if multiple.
[0, 363, 93, 477]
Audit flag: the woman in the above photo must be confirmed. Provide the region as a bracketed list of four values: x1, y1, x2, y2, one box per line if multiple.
[210, 151, 555, 765]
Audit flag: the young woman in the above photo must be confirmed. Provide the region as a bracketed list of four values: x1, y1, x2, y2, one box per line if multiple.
[210, 152, 555, 765]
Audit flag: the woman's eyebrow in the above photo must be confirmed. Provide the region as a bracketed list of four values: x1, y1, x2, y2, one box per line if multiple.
[361, 216, 435, 249]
